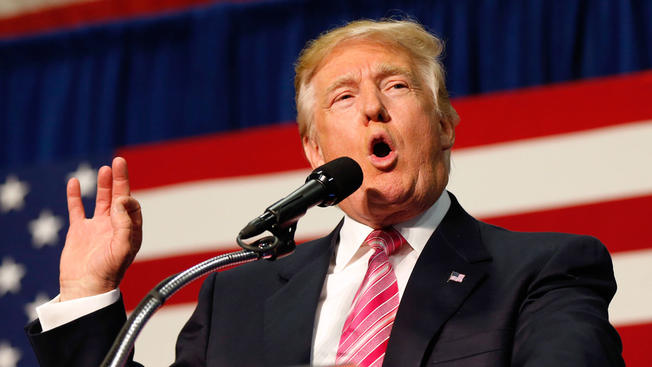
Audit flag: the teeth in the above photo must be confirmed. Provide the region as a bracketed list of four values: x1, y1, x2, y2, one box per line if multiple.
[373, 141, 391, 157]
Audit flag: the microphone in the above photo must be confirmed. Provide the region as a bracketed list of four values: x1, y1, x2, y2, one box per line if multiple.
[239, 156, 363, 239]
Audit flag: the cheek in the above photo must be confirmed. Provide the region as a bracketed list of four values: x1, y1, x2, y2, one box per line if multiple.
[317, 116, 361, 149]
[405, 116, 437, 146]
[314, 129, 350, 162]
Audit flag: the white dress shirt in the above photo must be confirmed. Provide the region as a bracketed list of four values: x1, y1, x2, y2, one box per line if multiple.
[36, 289, 120, 331]
[37, 192, 451, 366]
[311, 191, 450, 365]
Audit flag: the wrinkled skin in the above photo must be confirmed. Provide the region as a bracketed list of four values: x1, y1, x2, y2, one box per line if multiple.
[303, 40, 456, 228]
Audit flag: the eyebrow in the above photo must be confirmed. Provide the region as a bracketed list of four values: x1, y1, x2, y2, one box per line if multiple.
[323, 63, 417, 96]
[324, 73, 357, 96]
[376, 63, 415, 81]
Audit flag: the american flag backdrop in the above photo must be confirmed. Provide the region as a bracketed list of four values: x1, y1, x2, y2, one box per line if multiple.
[1, 1, 651, 367]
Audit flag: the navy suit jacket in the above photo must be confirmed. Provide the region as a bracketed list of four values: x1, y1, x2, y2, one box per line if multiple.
[27, 194, 624, 366]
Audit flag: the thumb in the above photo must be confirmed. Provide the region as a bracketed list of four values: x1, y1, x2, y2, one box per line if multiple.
[111, 196, 142, 229]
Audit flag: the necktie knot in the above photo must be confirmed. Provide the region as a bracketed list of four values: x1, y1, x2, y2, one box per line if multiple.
[363, 228, 406, 256]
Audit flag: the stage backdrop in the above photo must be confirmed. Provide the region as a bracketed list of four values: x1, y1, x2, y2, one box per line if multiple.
[1, 1, 651, 366]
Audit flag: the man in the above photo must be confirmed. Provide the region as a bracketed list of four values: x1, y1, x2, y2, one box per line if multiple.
[26, 19, 624, 366]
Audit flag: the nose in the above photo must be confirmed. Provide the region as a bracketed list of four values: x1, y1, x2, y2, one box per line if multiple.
[362, 88, 389, 124]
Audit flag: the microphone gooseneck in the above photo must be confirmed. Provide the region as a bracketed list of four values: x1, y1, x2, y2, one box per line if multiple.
[102, 157, 363, 367]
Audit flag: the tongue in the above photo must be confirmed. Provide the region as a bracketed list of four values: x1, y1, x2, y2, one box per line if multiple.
[373, 142, 391, 157]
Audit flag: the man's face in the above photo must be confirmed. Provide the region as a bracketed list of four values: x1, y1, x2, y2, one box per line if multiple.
[303, 39, 455, 228]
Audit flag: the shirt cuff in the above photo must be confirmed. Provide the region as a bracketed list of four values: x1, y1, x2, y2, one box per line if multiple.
[36, 289, 121, 332]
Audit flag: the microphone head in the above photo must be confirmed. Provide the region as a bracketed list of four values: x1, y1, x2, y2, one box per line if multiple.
[308, 156, 363, 207]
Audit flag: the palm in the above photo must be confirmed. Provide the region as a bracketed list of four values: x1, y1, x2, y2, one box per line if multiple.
[61, 216, 116, 288]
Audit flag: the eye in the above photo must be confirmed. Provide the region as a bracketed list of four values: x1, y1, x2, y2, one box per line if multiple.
[333, 93, 354, 105]
[385, 81, 410, 93]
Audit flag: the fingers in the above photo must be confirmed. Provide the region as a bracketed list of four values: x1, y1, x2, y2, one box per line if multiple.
[111, 196, 143, 255]
[94, 157, 130, 217]
[111, 157, 131, 201]
[66, 178, 85, 223]
[93, 165, 113, 217]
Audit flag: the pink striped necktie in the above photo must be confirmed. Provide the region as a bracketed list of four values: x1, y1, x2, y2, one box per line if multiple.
[335, 228, 407, 367]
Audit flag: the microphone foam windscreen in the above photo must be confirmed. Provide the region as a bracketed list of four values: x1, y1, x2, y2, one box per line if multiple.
[311, 156, 363, 204]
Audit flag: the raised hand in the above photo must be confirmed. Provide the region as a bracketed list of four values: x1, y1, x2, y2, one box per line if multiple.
[59, 157, 143, 301]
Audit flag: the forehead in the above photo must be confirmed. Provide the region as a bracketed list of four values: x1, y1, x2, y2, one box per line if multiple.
[311, 39, 415, 89]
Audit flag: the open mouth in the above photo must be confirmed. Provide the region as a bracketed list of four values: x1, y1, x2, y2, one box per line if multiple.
[368, 133, 397, 169]
[372, 141, 392, 158]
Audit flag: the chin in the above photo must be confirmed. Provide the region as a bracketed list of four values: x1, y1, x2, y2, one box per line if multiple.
[364, 173, 418, 202]
[365, 187, 409, 206]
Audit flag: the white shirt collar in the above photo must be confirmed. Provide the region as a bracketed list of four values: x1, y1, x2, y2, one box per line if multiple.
[335, 190, 451, 271]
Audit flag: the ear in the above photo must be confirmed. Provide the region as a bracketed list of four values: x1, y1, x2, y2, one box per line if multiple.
[439, 116, 456, 151]
[302, 135, 326, 169]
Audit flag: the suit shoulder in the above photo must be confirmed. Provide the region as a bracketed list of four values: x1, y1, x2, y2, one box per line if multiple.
[472, 220, 617, 300]
[475, 220, 613, 272]
[478, 220, 605, 252]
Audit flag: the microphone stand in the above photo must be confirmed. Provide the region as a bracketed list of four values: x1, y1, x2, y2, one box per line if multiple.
[100, 224, 297, 367]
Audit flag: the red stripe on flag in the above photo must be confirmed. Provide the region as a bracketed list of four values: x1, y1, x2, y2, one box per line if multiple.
[121, 248, 238, 311]
[617, 322, 652, 366]
[481, 194, 652, 254]
[116, 72, 652, 190]
[0, 0, 262, 39]
[117, 123, 309, 190]
[453, 71, 652, 148]
[122, 238, 315, 310]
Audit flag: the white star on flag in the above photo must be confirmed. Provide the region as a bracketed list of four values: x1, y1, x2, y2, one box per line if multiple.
[28, 210, 64, 248]
[0, 257, 26, 297]
[0, 175, 29, 213]
[24, 292, 51, 322]
[0, 341, 21, 367]
[67, 162, 97, 198]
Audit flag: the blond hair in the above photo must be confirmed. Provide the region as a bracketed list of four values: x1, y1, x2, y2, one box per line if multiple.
[294, 19, 459, 139]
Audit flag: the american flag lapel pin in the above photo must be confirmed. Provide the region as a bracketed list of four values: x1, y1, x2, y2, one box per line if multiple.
[447, 271, 466, 283]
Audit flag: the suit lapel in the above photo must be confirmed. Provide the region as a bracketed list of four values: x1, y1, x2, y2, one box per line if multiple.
[263, 221, 342, 366]
[384, 195, 492, 367]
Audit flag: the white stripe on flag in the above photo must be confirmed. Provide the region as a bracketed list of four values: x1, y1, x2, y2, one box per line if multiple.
[133, 303, 195, 366]
[133, 120, 652, 260]
[0, 0, 90, 19]
[609, 248, 652, 326]
[133, 169, 333, 260]
[449, 120, 652, 217]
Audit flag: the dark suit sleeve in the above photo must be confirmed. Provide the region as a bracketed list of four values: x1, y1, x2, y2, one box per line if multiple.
[511, 236, 624, 366]
[25, 296, 142, 367]
[24, 273, 217, 367]
[24, 273, 225, 367]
